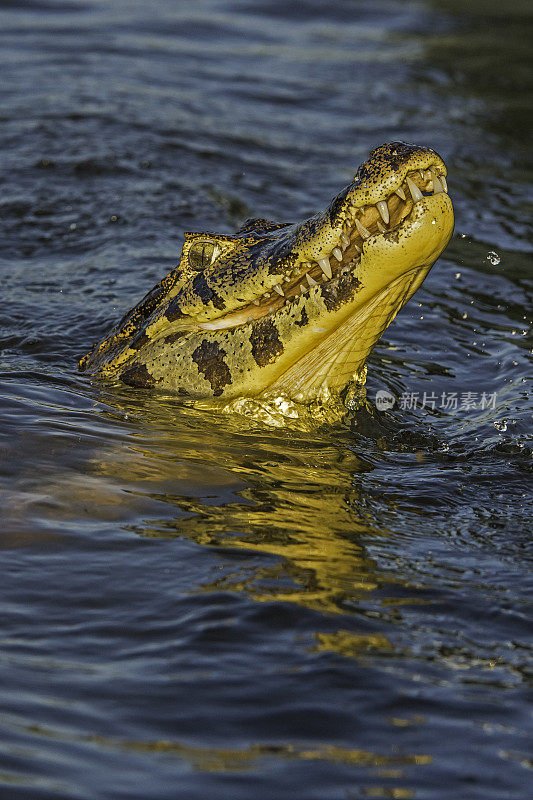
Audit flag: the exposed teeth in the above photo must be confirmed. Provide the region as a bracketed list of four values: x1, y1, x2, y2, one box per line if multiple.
[355, 218, 371, 239]
[318, 257, 332, 279]
[241, 164, 449, 321]
[430, 170, 444, 194]
[376, 200, 389, 224]
[406, 176, 423, 203]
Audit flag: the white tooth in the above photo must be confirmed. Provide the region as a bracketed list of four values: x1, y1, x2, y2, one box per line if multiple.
[263, 292, 270, 298]
[376, 200, 389, 224]
[376, 220, 386, 233]
[318, 257, 332, 279]
[406, 176, 423, 203]
[247, 317, 253, 323]
[419, 170, 424, 179]
[395, 186, 406, 200]
[431, 171, 444, 194]
[340, 233, 350, 247]
[440, 173, 448, 193]
[300, 284, 306, 294]
[355, 218, 371, 239]
[332, 247, 343, 261]
[306, 273, 317, 286]
[283, 275, 291, 283]
[273, 283, 284, 296]
[252, 299, 260, 305]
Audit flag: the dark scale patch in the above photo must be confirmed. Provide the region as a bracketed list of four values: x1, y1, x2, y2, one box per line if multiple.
[164, 331, 185, 345]
[120, 363, 157, 388]
[249, 319, 284, 367]
[130, 330, 151, 350]
[192, 271, 226, 311]
[295, 306, 309, 328]
[116, 266, 181, 329]
[383, 228, 401, 244]
[268, 249, 298, 275]
[191, 339, 232, 396]
[328, 183, 354, 226]
[235, 218, 292, 236]
[321, 274, 361, 313]
[356, 141, 427, 183]
[262, 226, 300, 275]
[165, 299, 187, 323]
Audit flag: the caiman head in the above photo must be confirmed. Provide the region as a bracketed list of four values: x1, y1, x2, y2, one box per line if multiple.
[79, 142, 454, 406]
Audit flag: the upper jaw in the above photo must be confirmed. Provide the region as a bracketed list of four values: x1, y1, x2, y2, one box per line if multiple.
[197, 154, 451, 332]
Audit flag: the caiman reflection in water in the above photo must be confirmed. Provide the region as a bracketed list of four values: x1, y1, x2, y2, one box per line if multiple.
[84, 395, 398, 637]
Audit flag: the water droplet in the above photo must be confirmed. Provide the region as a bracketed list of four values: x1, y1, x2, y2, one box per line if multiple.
[494, 420, 507, 432]
[455, 272, 461, 279]
[486, 250, 500, 265]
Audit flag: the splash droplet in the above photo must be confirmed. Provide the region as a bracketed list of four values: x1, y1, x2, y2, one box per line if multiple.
[486, 251, 500, 265]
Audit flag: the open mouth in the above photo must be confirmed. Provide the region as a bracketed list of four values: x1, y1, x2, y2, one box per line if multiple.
[198, 166, 449, 332]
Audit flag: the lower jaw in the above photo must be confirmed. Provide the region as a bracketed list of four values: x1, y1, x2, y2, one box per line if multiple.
[263, 266, 429, 404]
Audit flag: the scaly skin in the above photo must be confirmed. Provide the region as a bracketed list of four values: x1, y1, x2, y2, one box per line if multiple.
[79, 142, 454, 407]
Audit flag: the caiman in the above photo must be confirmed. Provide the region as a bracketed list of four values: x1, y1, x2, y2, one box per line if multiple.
[79, 142, 454, 418]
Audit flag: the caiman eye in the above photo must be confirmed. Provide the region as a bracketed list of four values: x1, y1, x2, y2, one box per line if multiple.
[188, 241, 216, 270]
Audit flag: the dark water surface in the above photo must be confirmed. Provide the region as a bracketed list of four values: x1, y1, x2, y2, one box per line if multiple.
[1, 1, 532, 798]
